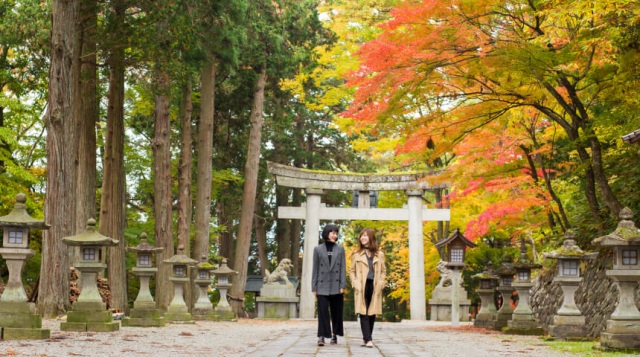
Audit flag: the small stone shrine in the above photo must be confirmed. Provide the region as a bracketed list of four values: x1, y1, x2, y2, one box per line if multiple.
[473, 262, 499, 329]
[543, 231, 596, 340]
[493, 255, 516, 330]
[211, 258, 237, 320]
[60, 219, 120, 332]
[121, 232, 165, 327]
[0, 193, 50, 340]
[256, 258, 299, 319]
[163, 245, 197, 324]
[192, 255, 216, 320]
[430, 229, 476, 322]
[593, 207, 640, 350]
[503, 237, 543, 335]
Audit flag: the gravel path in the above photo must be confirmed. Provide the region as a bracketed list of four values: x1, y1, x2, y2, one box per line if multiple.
[0, 318, 579, 356]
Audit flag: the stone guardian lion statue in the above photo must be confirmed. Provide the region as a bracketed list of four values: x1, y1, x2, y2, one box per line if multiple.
[264, 258, 293, 286]
[436, 260, 454, 288]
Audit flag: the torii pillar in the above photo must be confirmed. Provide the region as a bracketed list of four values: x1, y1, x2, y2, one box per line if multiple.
[407, 189, 426, 320]
[300, 188, 323, 319]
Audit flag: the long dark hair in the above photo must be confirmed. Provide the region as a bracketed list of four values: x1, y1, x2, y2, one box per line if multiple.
[358, 228, 378, 255]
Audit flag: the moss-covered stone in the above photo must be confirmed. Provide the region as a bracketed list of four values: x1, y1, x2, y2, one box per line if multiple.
[2, 327, 50, 340]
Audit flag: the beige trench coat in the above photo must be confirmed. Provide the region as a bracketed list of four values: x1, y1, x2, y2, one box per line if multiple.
[349, 250, 386, 316]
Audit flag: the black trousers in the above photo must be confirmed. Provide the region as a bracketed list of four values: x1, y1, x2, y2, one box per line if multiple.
[317, 294, 344, 338]
[359, 279, 376, 342]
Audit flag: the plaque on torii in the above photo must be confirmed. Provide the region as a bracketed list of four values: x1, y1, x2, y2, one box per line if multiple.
[267, 162, 451, 321]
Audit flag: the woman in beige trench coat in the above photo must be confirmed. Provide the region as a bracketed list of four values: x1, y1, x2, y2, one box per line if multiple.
[349, 228, 386, 348]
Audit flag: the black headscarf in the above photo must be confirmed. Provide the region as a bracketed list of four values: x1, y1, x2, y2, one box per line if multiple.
[321, 224, 339, 242]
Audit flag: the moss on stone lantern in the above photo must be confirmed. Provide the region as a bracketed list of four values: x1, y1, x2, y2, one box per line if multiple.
[60, 218, 120, 332]
[593, 207, 640, 350]
[163, 245, 197, 324]
[503, 237, 543, 335]
[211, 258, 237, 320]
[192, 255, 215, 320]
[493, 255, 516, 330]
[121, 232, 165, 327]
[543, 231, 596, 340]
[473, 262, 499, 329]
[0, 193, 50, 340]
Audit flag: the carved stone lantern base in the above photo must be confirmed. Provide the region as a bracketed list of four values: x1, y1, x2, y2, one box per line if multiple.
[599, 320, 640, 350]
[121, 308, 166, 327]
[548, 315, 589, 340]
[0, 302, 50, 340]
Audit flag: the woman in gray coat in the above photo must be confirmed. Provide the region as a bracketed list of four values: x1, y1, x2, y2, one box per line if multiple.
[312, 223, 346, 346]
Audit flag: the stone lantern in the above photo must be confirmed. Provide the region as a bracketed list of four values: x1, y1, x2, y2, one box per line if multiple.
[192, 255, 215, 320]
[543, 231, 597, 339]
[593, 207, 640, 350]
[163, 245, 197, 324]
[434, 229, 477, 326]
[121, 232, 165, 327]
[60, 219, 120, 332]
[493, 255, 516, 330]
[504, 237, 543, 335]
[472, 262, 499, 329]
[0, 193, 50, 340]
[211, 258, 237, 320]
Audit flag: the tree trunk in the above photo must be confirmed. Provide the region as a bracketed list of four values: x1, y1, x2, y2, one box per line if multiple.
[153, 68, 174, 310]
[177, 80, 193, 251]
[229, 66, 267, 315]
[177, 80, 194, 310]
[99, 0, 127, 312]
[290, 188, 302, 277]
[217, 201, 234, 263]
[275, 187, 291, 263]
[39, 0, 80, 317]
[194, 60, 215, 261]
[74, 0, 98, 266]
[255, 189, 268, 276]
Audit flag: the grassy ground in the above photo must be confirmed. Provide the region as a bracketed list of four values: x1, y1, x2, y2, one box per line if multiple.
[542, 339, 640, 356]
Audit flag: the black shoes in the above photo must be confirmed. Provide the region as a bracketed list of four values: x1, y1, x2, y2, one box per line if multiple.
[317, 337, 325, 346]
[330, 335, 337, 345]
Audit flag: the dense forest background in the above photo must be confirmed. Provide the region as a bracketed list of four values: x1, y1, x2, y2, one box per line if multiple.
[1, 0, 639, 320]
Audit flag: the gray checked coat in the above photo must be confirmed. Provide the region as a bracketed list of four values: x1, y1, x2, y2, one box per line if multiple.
[311, 243, 347, 296]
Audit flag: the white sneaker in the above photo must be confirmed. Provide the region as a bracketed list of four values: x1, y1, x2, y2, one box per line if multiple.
[366, 341, 374, 348]
[360, 340, 366, 347]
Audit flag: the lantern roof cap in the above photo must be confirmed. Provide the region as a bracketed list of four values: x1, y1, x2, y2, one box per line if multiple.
[212, 258, 237, 276]
[128, 232, 164, 253]
[473, 262, 498, 280]
[593, 207, 640, 246]
[0, 193, 49, 229]
[544, 231, 597, 260]
[513, 237, 541, 270]
[62, 219, 118, 246]
[494, 255, 515, 275]
[163, 245, 197, 265]
[197, 255, 214, 269]
[435, 228, 477, 248]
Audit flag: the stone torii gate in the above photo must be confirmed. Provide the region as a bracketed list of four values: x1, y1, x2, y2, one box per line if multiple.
[267, 162, 450, 321]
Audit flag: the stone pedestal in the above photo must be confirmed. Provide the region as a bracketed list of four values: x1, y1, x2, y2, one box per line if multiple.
[61, 265, 120, 332]
[548, 276, 588, 340]
[121, 268, 165, 327]
[165, 276, 195, 324]
[503, 281, 543, 335]
[494, 286, 514, 330]
[192, 277, 216, 321]
[598, 274, 640, 350]
[0, 302, 49, 340]
[474, 288, 497, 329]
[256, 283, 299, 319]
[428, 285, 470, 322]
[0, 248, 50, 340]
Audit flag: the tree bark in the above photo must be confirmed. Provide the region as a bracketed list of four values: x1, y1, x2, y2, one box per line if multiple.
[153, 68, 174, 310]
[290, 188, 303, 277]
[39, 0, 80, 317]
[177, 80, 193, 251]
[193, 60, 215, 261]
[229, 66, 267, 315]
[99, 0, 127, 312]
[74, 0, 98, 265]
[255, 188, 268, 276]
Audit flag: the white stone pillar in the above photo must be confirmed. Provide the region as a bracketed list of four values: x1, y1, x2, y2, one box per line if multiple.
[451, 269, 461, 326]
[407, 189, 425, 320]
[300, 188, 323, 319]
